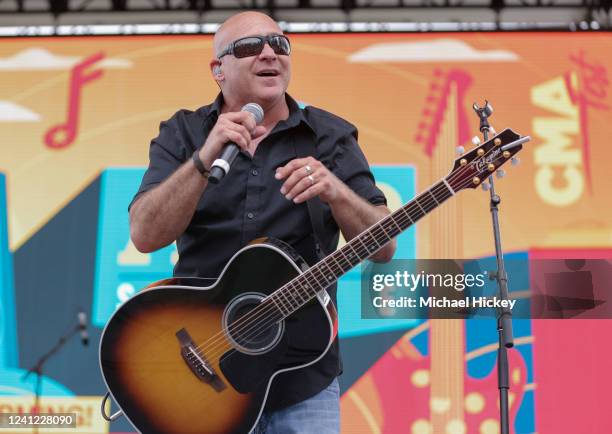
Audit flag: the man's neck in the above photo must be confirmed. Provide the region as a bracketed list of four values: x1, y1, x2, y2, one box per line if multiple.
[260, 96, 290, 130]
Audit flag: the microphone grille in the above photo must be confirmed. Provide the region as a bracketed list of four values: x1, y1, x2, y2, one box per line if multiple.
[241, 103, 264, 125]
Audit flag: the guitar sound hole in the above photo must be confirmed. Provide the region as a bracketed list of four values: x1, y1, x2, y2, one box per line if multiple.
[222, 292, 284, 355]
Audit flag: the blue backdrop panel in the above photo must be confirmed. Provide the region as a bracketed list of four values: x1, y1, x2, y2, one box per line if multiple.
[0, 173, 18, 368]
[92, 169, 176, 328]
[337, 165, 419, 338]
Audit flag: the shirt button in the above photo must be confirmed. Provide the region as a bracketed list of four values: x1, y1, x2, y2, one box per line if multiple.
[247, 212, 254, 219]
[251, 169, 259, 176]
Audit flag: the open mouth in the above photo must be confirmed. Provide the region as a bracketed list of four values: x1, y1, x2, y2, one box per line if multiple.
[256, 70, 279, 77]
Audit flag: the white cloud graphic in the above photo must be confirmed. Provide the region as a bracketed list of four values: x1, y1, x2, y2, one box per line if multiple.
[0, 101, 41, 122]
[349, 39, 519, 63]
[0, 48, 132, 70]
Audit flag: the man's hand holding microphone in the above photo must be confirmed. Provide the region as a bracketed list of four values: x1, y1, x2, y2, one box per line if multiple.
[195, 103, 265, 183]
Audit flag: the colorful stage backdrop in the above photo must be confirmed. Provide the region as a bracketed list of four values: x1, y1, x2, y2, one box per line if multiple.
[0, 32, 611, 433]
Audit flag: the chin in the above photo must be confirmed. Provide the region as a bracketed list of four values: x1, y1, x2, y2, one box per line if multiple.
[252, 88, 286, 105]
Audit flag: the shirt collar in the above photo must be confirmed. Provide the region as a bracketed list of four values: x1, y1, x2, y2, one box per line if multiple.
[205, 93, 224, 120]
[284, 94, 315, 133]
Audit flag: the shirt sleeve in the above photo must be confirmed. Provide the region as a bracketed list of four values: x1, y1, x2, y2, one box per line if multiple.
[128, 116, 190, 211]
[323, 127, 387, 207]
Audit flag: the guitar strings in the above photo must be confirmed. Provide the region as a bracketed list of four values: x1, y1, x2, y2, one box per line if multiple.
[191, 156, 497, 362]
[186, 151, 501, 363]
[190, 183, 472, 369]
[192, 164, 491, 365]
[174, 135, 514, 362]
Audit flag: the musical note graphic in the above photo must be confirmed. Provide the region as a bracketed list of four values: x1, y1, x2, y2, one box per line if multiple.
[44, 52, 105, 149]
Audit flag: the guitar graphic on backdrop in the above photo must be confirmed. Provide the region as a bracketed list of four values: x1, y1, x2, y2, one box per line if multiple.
[340, 69, 528, 434]
[44, 51, 105, 149]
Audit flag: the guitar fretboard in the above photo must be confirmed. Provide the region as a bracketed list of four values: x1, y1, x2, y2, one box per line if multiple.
[266, 180, 454, 318]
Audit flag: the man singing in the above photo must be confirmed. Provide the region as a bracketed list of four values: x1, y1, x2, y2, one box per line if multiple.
[129, 11, 396, 433]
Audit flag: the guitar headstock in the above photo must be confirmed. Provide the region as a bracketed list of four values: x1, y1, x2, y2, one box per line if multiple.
[446, 128, 529, 193]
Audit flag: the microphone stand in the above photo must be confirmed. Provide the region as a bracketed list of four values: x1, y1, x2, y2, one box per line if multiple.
[472, 100, 514, 434]
[21, 316, 85, 434]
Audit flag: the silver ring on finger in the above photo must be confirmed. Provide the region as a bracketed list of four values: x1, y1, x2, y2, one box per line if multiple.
[307, 174, 315, 186]
[304, 165, 313, 175]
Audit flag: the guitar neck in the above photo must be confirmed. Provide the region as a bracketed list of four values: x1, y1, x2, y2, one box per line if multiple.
[268, 179, 455, 318]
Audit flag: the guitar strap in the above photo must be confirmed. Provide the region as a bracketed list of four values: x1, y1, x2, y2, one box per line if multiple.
[292, 135, 329, 261]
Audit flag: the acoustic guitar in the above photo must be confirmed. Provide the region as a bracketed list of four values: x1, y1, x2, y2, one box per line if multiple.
[99, 128, 526, 433]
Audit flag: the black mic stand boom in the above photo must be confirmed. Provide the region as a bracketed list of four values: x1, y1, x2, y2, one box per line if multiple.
[472, 100, 515, 434]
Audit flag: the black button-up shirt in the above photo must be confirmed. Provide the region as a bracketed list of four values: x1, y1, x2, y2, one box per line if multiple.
[131, 93, 386, 409]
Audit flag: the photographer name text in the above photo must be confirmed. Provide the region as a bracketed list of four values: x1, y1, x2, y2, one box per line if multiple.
[372, 296, 516, 310]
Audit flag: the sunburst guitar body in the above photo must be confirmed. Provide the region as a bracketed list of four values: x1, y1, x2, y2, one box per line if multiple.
[100, 238, 337, 434]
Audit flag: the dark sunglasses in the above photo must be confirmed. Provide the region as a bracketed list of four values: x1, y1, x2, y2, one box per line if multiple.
[217, 34, 291, 59]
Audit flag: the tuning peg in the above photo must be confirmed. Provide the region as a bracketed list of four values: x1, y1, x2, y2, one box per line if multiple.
[455, 146, 465, 156]
[481, 182, 491, 191]
[511, 156, 520, 166]
[496, 169, 506, 179]
[471, 136, 481, 145]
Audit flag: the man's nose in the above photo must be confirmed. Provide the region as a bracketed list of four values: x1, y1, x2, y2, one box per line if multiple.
[259, 42, 277, 59]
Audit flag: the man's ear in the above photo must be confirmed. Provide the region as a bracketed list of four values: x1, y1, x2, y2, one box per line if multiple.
[211, 60, 223, 80]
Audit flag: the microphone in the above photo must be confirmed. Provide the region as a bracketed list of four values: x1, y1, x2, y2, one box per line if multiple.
[208, 103, 264, 184]
[78, 312, 89, 347]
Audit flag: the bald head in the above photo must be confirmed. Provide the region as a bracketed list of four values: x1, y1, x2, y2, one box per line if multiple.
[214, 12, 283, 57]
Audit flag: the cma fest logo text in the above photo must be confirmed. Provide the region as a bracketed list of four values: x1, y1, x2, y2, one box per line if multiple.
[531, 50, 609, 206]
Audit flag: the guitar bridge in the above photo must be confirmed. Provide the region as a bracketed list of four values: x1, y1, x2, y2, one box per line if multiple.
[176, 328, 226, 393]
